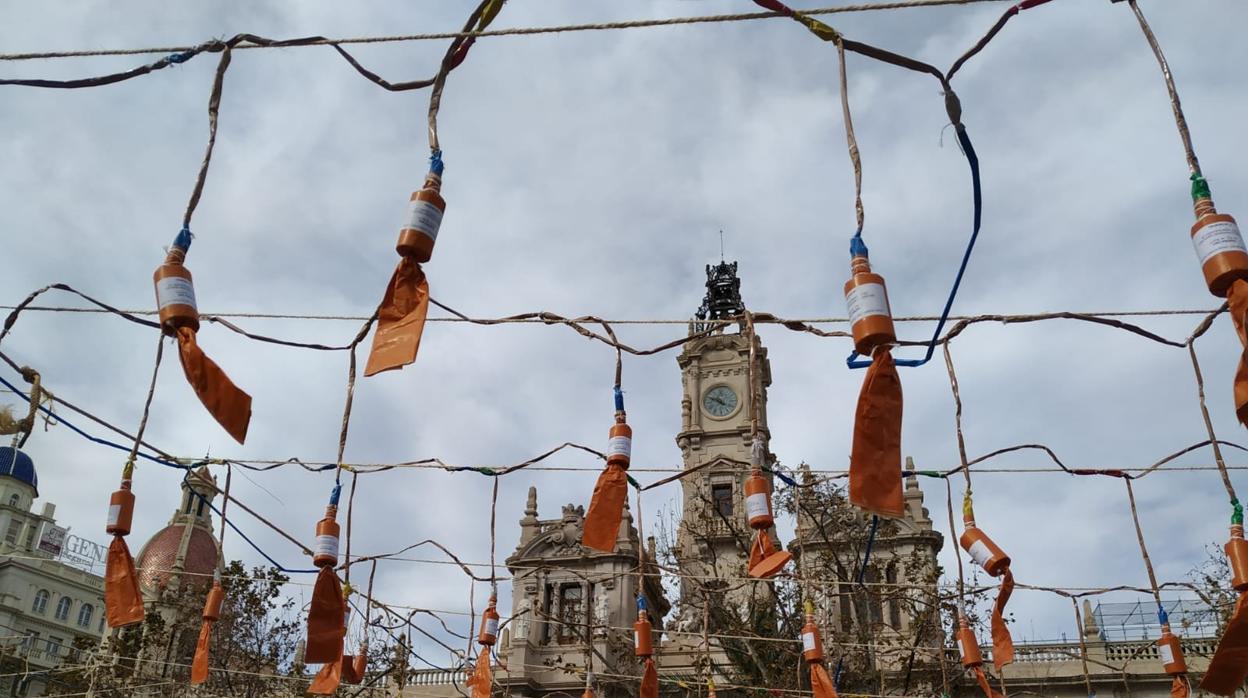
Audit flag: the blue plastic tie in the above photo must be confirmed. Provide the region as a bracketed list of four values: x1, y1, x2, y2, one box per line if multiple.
[637, 596, 647, 612]
[835, 515, 880, 689]
[329, 482, 342, 506]
[614, 386, 625, 413]
[429, 150, 445, 176]
[846, 124, 983, 370]
[1158, 607, 1169, 626]
[849, 233, 869, 259]
[172, 226, 193, 252]
[166, 51, 195, 65]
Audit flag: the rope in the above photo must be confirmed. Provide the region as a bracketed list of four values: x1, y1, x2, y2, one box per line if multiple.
[0, 1, 1009, 62]
[121, 333, 165, 481]
[1124, 0, 1201, 176]
[1, 302, 1225, 324]
[1188, 344, 1239, 505]
[1123, 478, 1165, 616]
[834, 37, 864, 237]
[181, 46, 231, 231]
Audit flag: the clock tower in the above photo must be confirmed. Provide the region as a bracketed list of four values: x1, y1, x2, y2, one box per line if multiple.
[674, 261, 778, 612]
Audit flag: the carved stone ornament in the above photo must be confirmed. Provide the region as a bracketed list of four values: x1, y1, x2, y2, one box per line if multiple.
[549, 504, 585, 552]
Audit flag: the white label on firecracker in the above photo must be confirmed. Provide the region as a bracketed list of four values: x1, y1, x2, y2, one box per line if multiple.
[403, 199, 444, 242]
[485, 617, 499, 638]
[155, 277, 197, 311]
[107, 504, 121, 527]
[607, 436, 631, 459]
[1192, 219, 1247, 266]
[845, 283, 890, 326]
[968, 539, 993, 569]
[635, 631, 641, 649]
[1159, 642, 1175, 666]
[959, 638, 970, 659]
[802, 632, 816, 653]
[315, 534, 339, 560]
[745, 492, 770, 521]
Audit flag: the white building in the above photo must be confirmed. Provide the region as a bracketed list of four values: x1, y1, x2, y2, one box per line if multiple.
[0, 446, 107, 697]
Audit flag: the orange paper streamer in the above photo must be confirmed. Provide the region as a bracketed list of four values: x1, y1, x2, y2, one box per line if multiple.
[582, 463, 628, 552]
[849, 349, 904, 518]
[991, 569, 1015, 670]
[1200, 592, 1248, 695]
[343, 653, 368, 685]
[365, 259, 430, 377]
[640, 657, 658, 698]
[306, 567, 346, 665]
[174, 326, 252, 444]
[104, 536, 144, 627]
[1170, 676, 1190, 698]
[191, 621, 213, 684]
[1227, 279, 1248, 427]
[973, 667, 1004, 698]
[810, 662, 838, 698]
[466, 649, 492, 698]
[309, 650, 344, 696]
[748, 530, 792, 579]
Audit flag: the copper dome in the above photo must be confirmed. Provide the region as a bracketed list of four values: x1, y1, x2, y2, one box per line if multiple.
[135, 523, 220, 592]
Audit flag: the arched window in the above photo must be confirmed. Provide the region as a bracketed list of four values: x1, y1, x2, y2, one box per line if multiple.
[54, 596, 71, 621]
[77, 604, 93, 628]
[32, 589, 49, 614]
[7, 494, 18, 507]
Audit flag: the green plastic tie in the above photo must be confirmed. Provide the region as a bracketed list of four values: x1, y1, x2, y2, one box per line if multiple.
[1191, 172, 1212, 202]
[1233, 498, 1243, 526]
[476, 466, 497, 476]
[917, 470, 944, 478]
[627, 474, 641, 490]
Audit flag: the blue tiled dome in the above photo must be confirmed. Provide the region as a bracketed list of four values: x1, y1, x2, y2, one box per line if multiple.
[0, 447, 37, 496]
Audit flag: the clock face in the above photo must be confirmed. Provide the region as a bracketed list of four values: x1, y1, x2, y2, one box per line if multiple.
[703, 385, 739, 418]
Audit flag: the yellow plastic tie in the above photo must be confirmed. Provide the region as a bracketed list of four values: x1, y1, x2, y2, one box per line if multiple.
[121, 457, 135, 481]
[795, 13, 841, 42]
[479, 0, 507, 29]
[343, 581, 354, 598]
[804, 599, 815, 616]
[962, 491, 975, 523]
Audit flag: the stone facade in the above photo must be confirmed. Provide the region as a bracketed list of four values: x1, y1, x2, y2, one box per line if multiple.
[397, 264, 1228, 698]
[0, 448, 106, 697]
[497, 488, 669, 698]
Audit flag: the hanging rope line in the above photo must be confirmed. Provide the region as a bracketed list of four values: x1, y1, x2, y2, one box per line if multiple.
[0, 1, 1010, 63]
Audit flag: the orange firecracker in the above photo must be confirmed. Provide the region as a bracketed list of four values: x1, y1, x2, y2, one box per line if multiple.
[960, 496, 1015, 670]
[479, 594, 500, 646]
[467, 594, 498, 698]
[1156, 619, 1192, 698]
[397, 168, 446, 263]
[845, 237, 905, 520]
[582, 389, 632, 552]
[104, 478, 144, 627]
[957, 616, 1003, 698]
[152, 228, 253, 444]
[1188, 176, 1248, 428]
[1199, 519, 1248, 696]
[635, 597, 659, 698]
[365, 153, 442, 377]
[191, 577, 225, 684]
[306, 485, 346, 666]
[800, 603, 837, 698]
[745, 437, 792, 578]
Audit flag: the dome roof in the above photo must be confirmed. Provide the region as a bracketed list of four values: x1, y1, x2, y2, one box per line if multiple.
[0, 447, 37, 496]
[135, 523, 219, 592]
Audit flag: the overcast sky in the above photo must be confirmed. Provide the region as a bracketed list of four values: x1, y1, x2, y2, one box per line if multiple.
[2, 0, 1247, 671]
